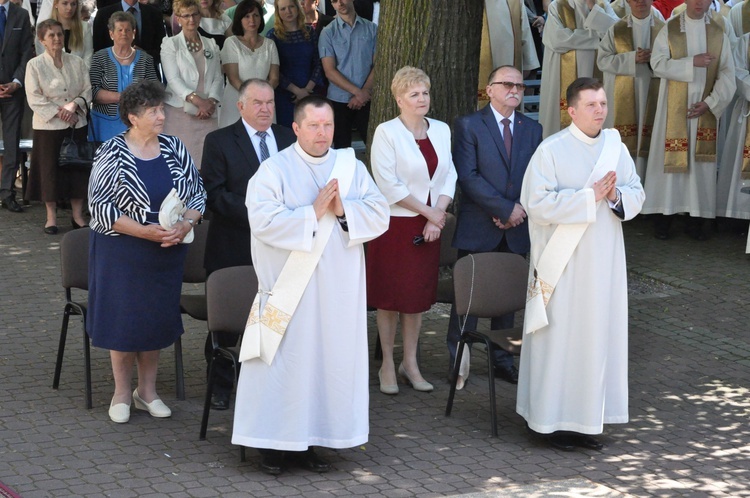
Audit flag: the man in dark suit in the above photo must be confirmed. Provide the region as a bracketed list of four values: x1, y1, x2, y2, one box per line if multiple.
[0, 0, 33, 213]
[447, 65, 543, 387]
[201, 78, 296, 410]
[92, 0, 166, 69]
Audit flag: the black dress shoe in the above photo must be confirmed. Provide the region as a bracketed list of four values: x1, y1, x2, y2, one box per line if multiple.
[493, 364, 519, 384]
[1, 197, 23, 213]
[44, 226, 59, 235]
[574, 434, 605, 451]
[547, 434, 577, 451]
[71, 218, 88, 229]
[292, 448, 331, 473]
[210, 392, 230, 411]
[260, 450, 285, 475]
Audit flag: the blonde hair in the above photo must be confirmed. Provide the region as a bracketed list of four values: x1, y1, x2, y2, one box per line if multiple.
[272, 0, 309, 41]
[51, 0, 84, 53]
[174, 0, 202, 17]
[391, 66, 431, 99]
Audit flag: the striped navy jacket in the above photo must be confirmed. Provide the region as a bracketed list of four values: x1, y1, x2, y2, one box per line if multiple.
[88, 133, 206, 236]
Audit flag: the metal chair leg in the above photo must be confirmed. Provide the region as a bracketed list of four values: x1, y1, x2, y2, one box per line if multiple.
[484, 339, 498, 437]
[200, 353, 217, 440]
[174, 337, 185, 400]
[445, 338, 467, 417]
[83, 320, 92, 410]
[53, 306, 71, 389]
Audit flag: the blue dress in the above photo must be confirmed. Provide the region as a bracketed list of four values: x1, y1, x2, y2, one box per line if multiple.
[87, 154, 188, 352]
[267, 27, 324, 128]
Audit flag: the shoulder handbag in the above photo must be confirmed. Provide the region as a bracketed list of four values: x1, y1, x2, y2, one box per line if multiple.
[58, 97, 102, 168]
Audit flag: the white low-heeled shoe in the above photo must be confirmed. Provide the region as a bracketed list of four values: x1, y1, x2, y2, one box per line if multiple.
[398, 363, 434, 392]
[109, 399, 131, 423]
[132, 389, 171, 418]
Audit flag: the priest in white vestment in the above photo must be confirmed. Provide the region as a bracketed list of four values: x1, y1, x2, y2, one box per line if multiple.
[232, 96, 389, 474]
[518, 78, 645, 451]
[538, 0, 618, 138]
[641, 0, 735, 240]
[717, 32, 750, 227]
[486, 0, 540, 73]
[598, 0, 664, 180]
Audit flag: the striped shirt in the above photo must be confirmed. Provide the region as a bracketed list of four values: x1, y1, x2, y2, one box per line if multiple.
[89, 48, 159, 118]
[88, 133, 206, 236]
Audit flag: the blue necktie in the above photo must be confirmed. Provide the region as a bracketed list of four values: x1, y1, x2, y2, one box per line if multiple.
[0, 6, 7, 42]
[257, 131, 270, 162]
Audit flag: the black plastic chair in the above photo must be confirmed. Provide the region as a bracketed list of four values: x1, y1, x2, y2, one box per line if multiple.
[445, 252, 527, 436]
[200, 265, 257, 461]
[54, 228, 187, 408]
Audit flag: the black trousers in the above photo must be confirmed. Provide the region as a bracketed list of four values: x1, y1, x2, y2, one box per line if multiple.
[0, 92, 25, 201]
[331, 100, 370, 149]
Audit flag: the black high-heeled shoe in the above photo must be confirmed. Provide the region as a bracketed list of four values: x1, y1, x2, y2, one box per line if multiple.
[44, 225, 59, 235]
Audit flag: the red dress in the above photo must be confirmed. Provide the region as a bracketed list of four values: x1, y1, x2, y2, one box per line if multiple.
[366, 137, 441, 313]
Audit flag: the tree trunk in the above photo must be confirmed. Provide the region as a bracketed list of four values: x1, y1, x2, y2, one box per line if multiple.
[366, 0, 484, 152]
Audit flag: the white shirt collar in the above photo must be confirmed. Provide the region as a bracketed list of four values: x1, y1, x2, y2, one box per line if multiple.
[294, 142, 330, 164]
[568, 122, 602, 145]
[489, 104, 515, 127]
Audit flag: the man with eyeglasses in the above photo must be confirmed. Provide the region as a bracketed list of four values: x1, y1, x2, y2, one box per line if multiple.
[538, 0, 618, 138]
[446, 65, 543, 390]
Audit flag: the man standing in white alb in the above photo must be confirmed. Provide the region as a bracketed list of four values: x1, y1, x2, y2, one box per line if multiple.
[476, 0, 540, 107]
[597, 0, 664, 180]
[641, 0, 735, 241]
[518, 78, 645, 452]
[232, 95, 389, 475]
[538, 0, 618, 138]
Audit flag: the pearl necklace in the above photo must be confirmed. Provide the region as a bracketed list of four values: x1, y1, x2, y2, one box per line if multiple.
[113, 46, 135, 61]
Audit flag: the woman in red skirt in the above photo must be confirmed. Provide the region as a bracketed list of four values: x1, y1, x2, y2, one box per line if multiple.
[367, 66, 457, 394]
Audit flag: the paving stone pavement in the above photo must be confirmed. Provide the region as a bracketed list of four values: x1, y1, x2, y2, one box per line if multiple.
[1, 204, 749, 498]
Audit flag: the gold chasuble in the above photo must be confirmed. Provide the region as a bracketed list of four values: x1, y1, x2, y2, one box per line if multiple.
[612, 17, 664, 157]
[664, 14, 723, 173]
[478, 0, 523, 108]
[557, 0, 606, 127]
[743, 0, 750, 36]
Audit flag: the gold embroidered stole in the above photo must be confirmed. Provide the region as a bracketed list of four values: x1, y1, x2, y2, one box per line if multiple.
[742, 42, 750, 179]
[664, 15, 723, 172]
[477, 0, 524, 108]
[743, 0, 750, 35]
[478, 10, 492, 107]
[558, 0, 606, 128]
[610, 16, 664, 158]
[509, 0, 523, 74]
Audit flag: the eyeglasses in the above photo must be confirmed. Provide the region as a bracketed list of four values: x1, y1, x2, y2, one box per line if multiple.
[177, 13, 201, 19]
[490, 81, 527, 91]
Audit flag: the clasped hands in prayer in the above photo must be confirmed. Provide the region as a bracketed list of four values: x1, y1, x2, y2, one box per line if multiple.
[314, 179, 345, 220]
[593, 171, 618, 202]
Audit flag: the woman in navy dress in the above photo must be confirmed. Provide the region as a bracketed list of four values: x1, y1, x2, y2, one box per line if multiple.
[266, 0, 324, 128]
[87, 80, 206, 423]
